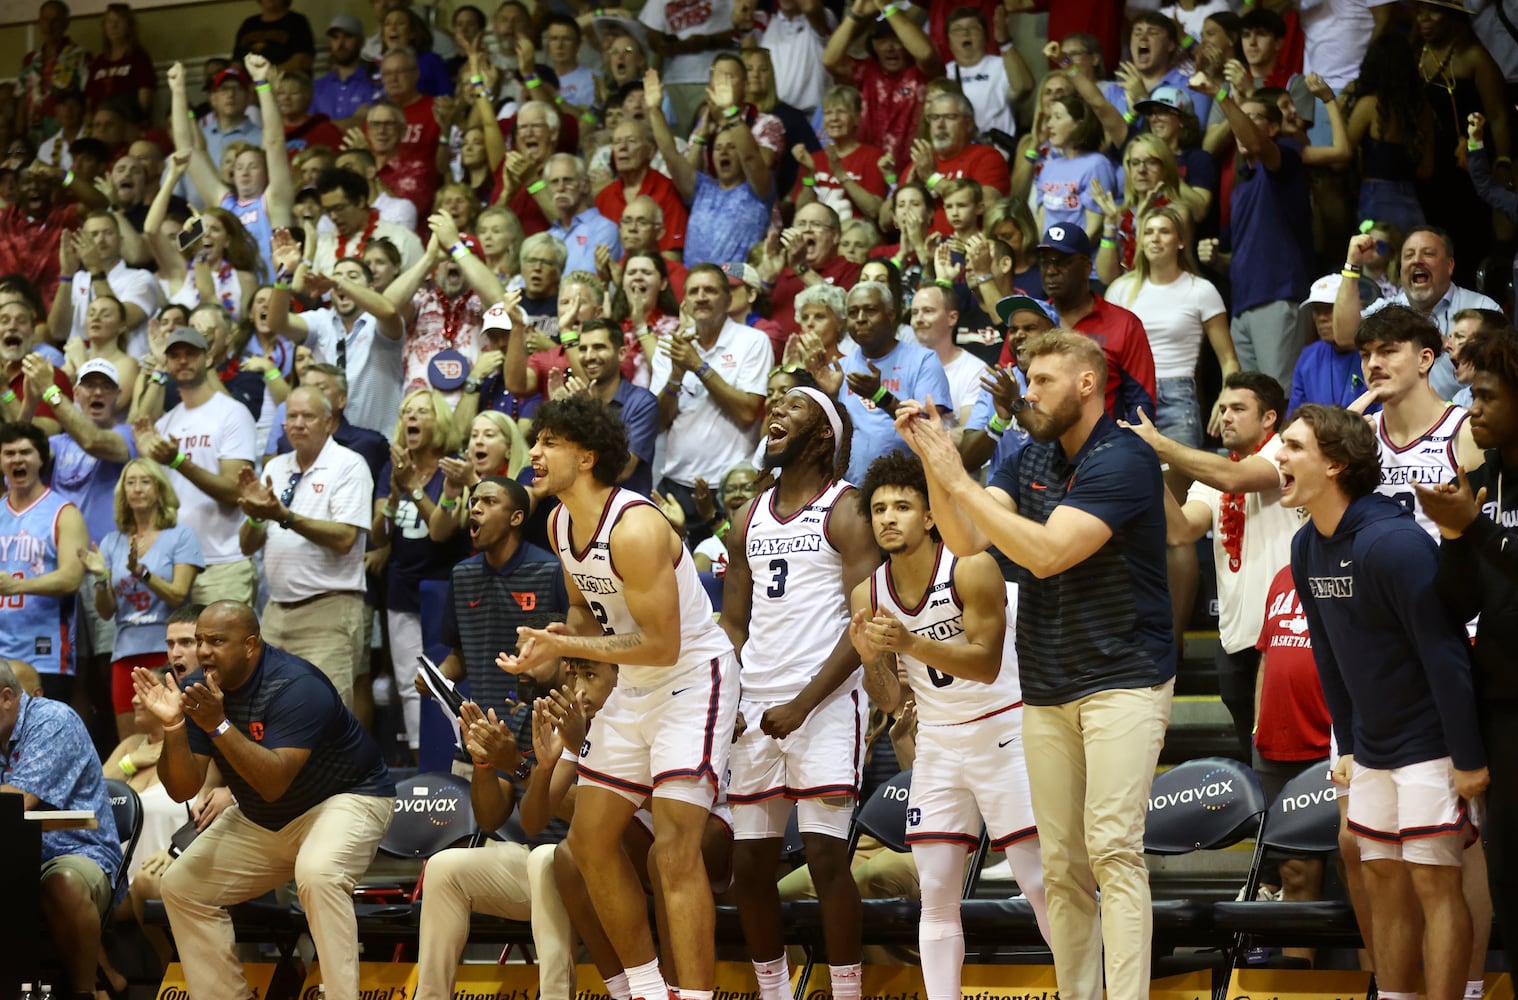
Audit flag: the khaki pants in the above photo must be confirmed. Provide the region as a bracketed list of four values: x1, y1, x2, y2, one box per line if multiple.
[263, 592, 366, 707]
[1023, 679, 1173, 1000]
[192, 558, 258, 608]
[160, 793, 393, 1000]
[416, 841, 574, 1000]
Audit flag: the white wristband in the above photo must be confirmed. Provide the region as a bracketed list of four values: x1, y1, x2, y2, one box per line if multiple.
[211, 719, 233, 738]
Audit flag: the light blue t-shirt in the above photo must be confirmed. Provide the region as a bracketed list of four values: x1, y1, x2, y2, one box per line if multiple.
[49, 427, 135, 543]
[966, 367, 1031, 472]
[100, 524, 205, 660]
[684, 171, 771, 267]
[839, 340, 953, 484]
[1036, 151, 1116, 231]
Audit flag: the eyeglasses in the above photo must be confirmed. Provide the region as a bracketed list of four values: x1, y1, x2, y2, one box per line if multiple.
[924, 113, 966, 124]
[1127, 157, 1164, 170]
[367, 119, 404, 129]
[608, 46, 639, 57]
[280, 471, 303, 509]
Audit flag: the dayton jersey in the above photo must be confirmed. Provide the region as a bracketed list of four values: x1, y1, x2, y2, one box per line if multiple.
[0, 489, 75, 674]
[552, 487, 732, 687]
[1373, 404, 1468, 541]
[739, 480, 856, 701]
[869, 545, 1022, 725]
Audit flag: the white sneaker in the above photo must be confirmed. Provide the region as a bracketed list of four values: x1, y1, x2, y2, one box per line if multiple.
[1235, 883, 1282, 902]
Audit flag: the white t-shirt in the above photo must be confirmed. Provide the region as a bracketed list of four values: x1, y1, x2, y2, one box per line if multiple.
[942, 348, 986, 422]
[1157, 1, 1234, 41]
[640, 0, 734, 85]
[1185, 435, 1301, 652]
[157, 392, 257, 565]
[313, 217, 426, 275]
[761, 8, 835, 112]
[69, 260, 162, 359]
[649, 318, 772, 487]
[316, 192, 417, 237]
[951, 53, 1017, 138]
[261, 437, 373, 603]
[1107, 271, 1226, 380]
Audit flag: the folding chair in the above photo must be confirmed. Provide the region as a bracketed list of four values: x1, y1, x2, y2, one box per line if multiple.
[103, 779, 142, 915]
[1212, 763, 1361, 956]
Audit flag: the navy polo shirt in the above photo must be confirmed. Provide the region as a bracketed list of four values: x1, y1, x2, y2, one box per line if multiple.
[988, 415, 1174, 705]
[184, 644, 394, 829]
[1226, 139, 1312, 316]
[610, 377, 659, 497]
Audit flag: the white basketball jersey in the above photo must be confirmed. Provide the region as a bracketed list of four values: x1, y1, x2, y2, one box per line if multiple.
[552, 488, 732, 687]
[1373, 404, 1468, 541]
[739, 480, 857, 701]
[869, 544, 1022, 726]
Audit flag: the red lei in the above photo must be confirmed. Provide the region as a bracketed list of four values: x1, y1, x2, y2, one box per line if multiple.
[1219, 433, 1272, 573]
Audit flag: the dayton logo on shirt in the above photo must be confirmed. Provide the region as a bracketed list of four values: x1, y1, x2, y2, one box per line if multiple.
[1308, 576, 1354, 599]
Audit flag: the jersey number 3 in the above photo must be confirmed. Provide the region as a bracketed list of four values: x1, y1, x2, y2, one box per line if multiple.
[765, 558, 789, 599]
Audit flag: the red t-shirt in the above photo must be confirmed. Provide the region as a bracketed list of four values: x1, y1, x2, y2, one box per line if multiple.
[928, 0, 1003, 66]
[0, 202, 82, 306]
[85, 48, 156, 109]
[768, 256, 862, 354]
[594, 169, 690, 253]
[796, 143, 888, 223]
[390, 93, 441, 219]
[906, 143, 1011, 236]
[286, 115, 346, 158]
[378, 153, 439, 228]
[7, 365, 73, 423]
[850, 60, 930, 176]
[996, 296, 1155, 420]
[1254, 565, 1332, 762]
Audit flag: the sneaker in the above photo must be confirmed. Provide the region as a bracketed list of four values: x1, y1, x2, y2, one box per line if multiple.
[1234, 883, 1282, 902]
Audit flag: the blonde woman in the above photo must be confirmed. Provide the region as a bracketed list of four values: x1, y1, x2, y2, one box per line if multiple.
[429, 410, 531, 542]
[63, 295, 140, 417]
[1106, 205, 1235, 455]
[80, 457, 204, 739]
[436, 181, 482, 234]
[1011, 71, 1076, 202]
[1093, 133, 1209, 283]
[372, 388, 466, 758]
[476, 205, 524, 290]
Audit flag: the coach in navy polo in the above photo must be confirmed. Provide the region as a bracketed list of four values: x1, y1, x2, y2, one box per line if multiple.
[135, 601, 394, 1000]
[897, 330, 1172, 1000]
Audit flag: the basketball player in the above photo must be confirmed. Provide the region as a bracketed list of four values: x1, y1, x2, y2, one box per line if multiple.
[848, 451, 1050, 1000]
[496, 396, 738, 1000]
[0, 422, 87, 701]
[720, 381, 880, 1000]
[1351, 305, 1493, 998]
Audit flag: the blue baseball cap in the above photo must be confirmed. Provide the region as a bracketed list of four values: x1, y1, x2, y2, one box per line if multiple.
[1037, 224, 1094, 258]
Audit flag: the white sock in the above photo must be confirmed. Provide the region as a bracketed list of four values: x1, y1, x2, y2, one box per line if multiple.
[1466, 981, 1486, 1000]
[678, 991, 714, 1000]
[605, 972, 632, 1000]
[625, 959, 667, 1000]
[1378, 992, 1417, 1000]
[753, 956, 791, 1000]
[830, 963, 862, 1000]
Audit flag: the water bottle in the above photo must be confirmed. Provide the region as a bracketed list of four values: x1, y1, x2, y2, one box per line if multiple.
[18, 983, 34, 1000]
[36, 986, 52, 1000]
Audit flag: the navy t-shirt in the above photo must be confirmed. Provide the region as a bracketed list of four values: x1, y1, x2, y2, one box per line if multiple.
[374, 464, 467, 613]
[989, 416, 1174, 704]
[1226, 139, 1312, 316]
[185, 644, 394, 829]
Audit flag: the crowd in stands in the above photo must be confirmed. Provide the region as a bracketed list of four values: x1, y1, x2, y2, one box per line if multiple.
[5, 0, 1518, 998]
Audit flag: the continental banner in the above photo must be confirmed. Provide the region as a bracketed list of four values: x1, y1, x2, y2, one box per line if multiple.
[156, 962, 276, 999]
[1222, 969, 1374, 1000]
[298, 962, 418, 999]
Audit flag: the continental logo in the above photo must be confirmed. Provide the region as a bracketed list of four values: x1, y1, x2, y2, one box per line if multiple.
[301, 989, 409, 1000]
[804, 992, 1066, 1000]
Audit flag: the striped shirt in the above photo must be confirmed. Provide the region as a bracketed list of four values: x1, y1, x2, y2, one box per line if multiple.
[988, 416, 1174, 705]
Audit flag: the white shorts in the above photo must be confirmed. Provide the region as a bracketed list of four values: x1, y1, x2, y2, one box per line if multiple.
[1347, 757, 1471, 866]
[727, 685, 866, 841]
[907, 705, 1037, 850]
[577, 653, 739, 809]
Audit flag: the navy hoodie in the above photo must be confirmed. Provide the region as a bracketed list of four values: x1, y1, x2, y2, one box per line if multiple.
[1291, 492, 1485, 771]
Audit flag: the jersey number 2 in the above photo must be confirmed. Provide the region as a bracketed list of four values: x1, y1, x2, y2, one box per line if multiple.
[765, 558, 789, 599]
[589, 600, 615, 634]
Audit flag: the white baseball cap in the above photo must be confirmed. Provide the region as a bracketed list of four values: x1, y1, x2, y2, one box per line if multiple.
[75, 358, 120, 385]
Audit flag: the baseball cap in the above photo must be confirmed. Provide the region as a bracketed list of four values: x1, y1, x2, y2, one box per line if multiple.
[327, 13, 364, 37]
[995, 295, 1060, 327]
[481, 301, 513, 334]
[1302, 272, 1380, 308]
[211, 66, 250, 91]
[1036, 224, 1094, 258]
[165, 327, 209, 352]
[719, 262, 763, 291]
[1135, 86, 1192, 117]
[76, 358, 120, 385]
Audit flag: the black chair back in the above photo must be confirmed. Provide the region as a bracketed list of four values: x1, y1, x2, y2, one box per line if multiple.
[853, 769, 912, 854]
[381, 772, 480, 859]
[1262, 763, 1341, 854]
[1144, 757, 1267, 856]
[104, 779, 142, 895]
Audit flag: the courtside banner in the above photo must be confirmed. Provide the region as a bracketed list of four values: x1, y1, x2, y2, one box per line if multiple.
[157, 962, 275, 999]
[1481, 974, 1514, 1000]
[298, 962, 417, 998]
[1223, 969, 1373, 1000]
[576, 962, 762, 1000]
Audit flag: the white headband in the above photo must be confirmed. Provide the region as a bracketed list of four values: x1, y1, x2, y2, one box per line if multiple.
[785, 386, 843, 459]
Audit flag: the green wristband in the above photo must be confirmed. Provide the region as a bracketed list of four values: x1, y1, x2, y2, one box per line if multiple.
[42, 385, 63, 406]
[527, 179, 546, 194]
[870, 384, 888, 404]
[170, 452, 188, 470]
[988, 414, 1011, 434]
[263, 367, 281, 382]
[801, 176, 815, 187]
